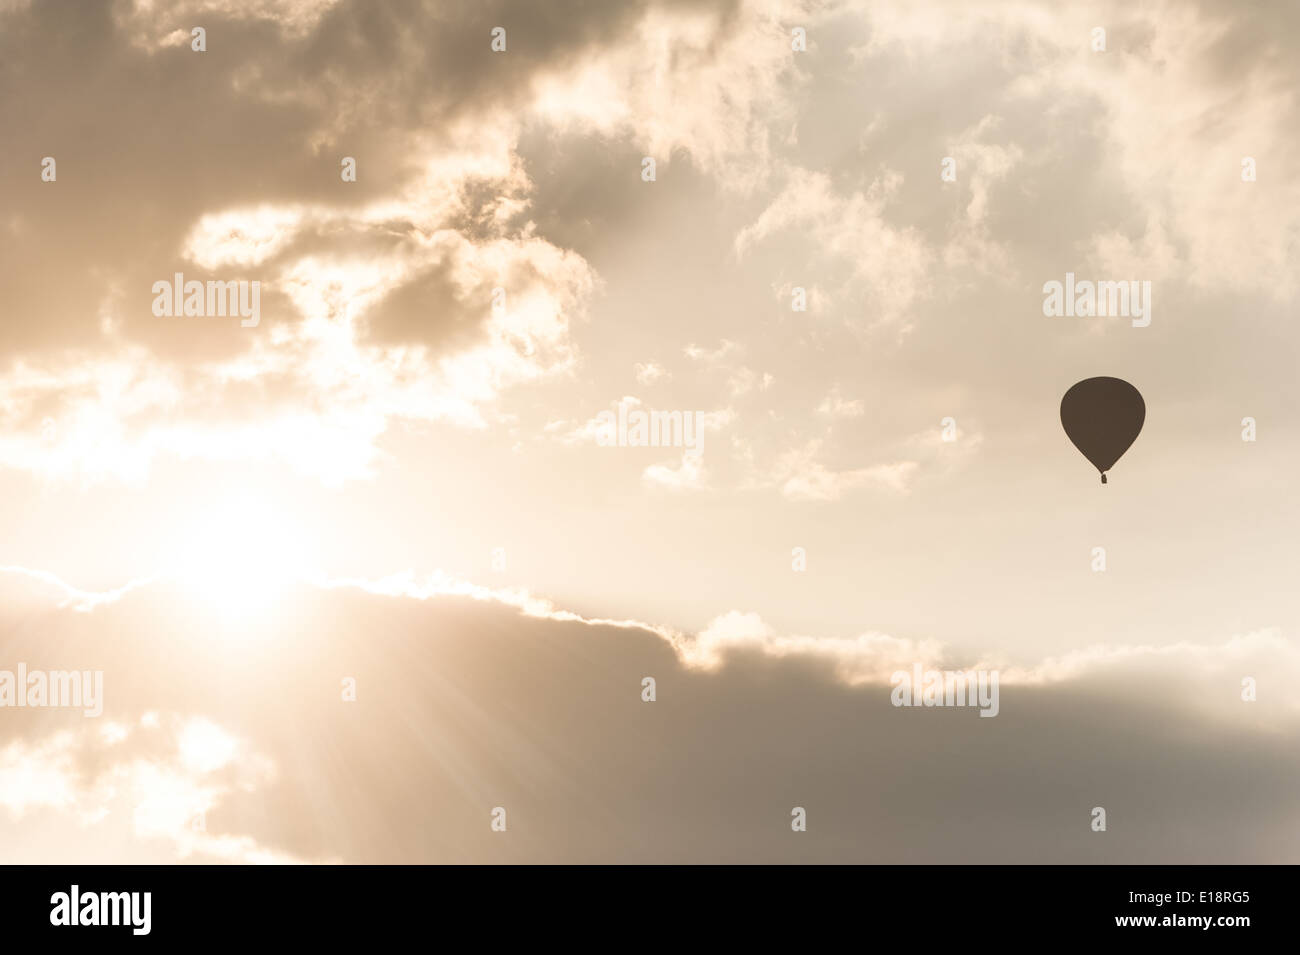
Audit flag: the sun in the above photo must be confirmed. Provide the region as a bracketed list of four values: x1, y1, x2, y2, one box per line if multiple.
[168, 492, 306, 618]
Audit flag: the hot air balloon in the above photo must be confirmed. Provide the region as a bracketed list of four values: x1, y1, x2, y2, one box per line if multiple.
[1060, 377, 1144, 484]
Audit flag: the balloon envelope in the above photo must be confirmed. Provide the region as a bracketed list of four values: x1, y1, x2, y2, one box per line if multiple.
[1060, 377, 1144, 483]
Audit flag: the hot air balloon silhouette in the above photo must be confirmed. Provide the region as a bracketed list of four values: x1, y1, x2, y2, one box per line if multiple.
[1060, 377, 1145, 484]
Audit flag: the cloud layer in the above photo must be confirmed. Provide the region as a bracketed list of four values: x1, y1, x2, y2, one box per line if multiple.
[1, 569, 1295, 863]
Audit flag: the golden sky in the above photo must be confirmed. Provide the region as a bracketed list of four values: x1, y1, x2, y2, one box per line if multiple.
[1, 0, 1297, 862]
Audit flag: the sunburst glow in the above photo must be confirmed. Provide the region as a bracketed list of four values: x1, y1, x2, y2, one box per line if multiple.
[168, 492, 305, 618]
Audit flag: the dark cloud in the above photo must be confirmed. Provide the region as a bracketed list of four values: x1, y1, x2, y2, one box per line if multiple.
[1, 576, 1294, 863]
[0, 0, 715, 361]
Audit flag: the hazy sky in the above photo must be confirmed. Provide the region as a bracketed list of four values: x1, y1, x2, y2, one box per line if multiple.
[1, 0, 1297, 862]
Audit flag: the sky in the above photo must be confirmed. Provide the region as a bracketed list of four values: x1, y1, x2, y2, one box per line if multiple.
[1, 0, 1297, 863]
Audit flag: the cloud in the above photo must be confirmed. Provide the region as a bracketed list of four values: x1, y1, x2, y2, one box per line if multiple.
[0, 0, 833, 486]
[0, 565, 153, 612]
[683, 610, 942, 683]
[119, 0, 343, 48]
[0, 149, 598, 485]
[642, 452, 708, 491]
[0, 712, 324, 864]
[734, 167, 932, 329]
[683, 339, 741, 363]
[816, 388, 865, 418]
[633, 361, 671, 384]
[847, 0, 1300, 300]
[770, 440, 919, 500]
[528, 0, 818, 192]
[0, 568, 1295, 862]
